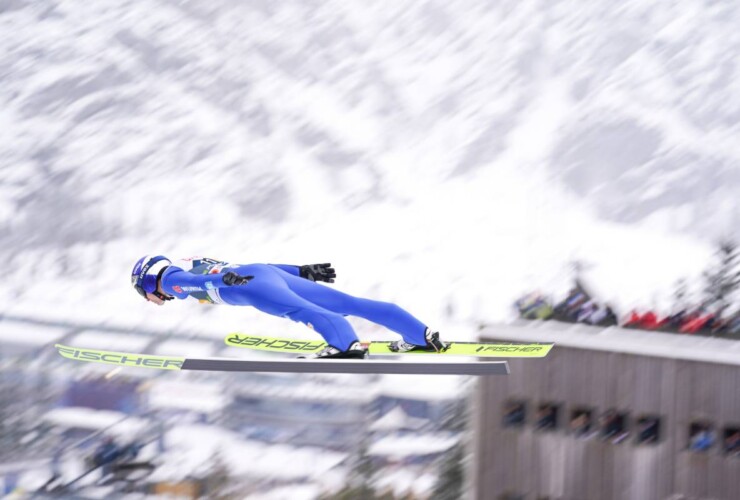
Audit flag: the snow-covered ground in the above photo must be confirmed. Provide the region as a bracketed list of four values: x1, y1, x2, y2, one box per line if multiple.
[1, 0, 739, 498]
[0, 0, 734, 336]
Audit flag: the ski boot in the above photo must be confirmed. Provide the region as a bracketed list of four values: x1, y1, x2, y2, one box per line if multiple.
[306, 341, 367, 359]
[389, 328, 447, 353]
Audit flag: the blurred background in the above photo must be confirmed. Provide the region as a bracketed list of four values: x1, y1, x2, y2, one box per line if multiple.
[1, 0, 739, 498]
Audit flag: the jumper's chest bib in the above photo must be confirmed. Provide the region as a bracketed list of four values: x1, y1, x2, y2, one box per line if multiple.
[171, 256, 238, 304]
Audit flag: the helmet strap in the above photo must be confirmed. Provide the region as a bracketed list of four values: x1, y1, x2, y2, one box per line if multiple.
[152, 266, 173, 301]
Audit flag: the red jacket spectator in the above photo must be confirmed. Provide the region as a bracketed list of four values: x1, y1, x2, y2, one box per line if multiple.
[639, 311, 669, 330]
[623, 311, 668, 331]
[624, 311, 642, 328]
[680, 313, 715, 334]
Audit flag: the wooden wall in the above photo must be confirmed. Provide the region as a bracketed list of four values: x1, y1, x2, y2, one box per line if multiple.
[472, 345, 740, 500]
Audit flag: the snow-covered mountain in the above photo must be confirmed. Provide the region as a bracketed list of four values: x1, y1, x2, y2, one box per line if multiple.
[0, 0, 735, 333]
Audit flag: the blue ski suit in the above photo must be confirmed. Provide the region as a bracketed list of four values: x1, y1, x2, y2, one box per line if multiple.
[160, 257, 428, 350]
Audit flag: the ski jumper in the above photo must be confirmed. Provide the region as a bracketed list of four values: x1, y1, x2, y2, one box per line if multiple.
[160, 257, 429, 350]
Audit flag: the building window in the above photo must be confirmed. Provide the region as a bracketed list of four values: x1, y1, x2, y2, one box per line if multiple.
[535, 403, 560, 432]
[722, 427, 740, 457]
[599, 409, 629, 444]
[688, 421, 715, 452]
[635, 415, 661, 445]
[569, 408, 594, 438]
[502, 400, 526, 428]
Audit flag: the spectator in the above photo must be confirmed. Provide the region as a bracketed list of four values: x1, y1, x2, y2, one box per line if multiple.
[660, 309, 687, 333]
[553, 287, 589, 322]
[724, 430, 740, 457]
[623, 310, 668, 331]
[596, 305, 619, 327]
[570, 411, 593, 439]
[680, 310, 715, 335]
[575, 301, 598, 323]
[514, 292, 554, 321]
[636, 417, 660, 444]
[727, 312, 740, 337]
[599, 410, 629, 444]
[535, 404, 558, 431]
[623, 310, 643, 329]
[711, 314, 730, 336]
[689, 427, 714, 452]
[565, 294, 588, 321]
[639, 310, 663, 330]
[503, 401, 526, 427]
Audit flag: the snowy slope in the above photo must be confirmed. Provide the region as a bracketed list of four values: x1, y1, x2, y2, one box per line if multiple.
[0, 0, 733, 334]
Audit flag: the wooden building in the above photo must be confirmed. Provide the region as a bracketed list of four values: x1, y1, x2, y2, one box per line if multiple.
[472, 322, 740, 500]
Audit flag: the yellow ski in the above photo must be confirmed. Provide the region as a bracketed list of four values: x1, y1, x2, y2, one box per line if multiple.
[225, 333, 553, 357]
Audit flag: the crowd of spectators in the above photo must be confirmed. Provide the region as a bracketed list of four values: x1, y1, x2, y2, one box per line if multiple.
[514, 280, 618, 328]
[623, 307, 740, 336]
[514, 280, 740, 338]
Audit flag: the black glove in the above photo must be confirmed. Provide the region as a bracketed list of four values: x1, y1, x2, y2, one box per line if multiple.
[222, 272, 254, 286]
[299, 263, 336, 283]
